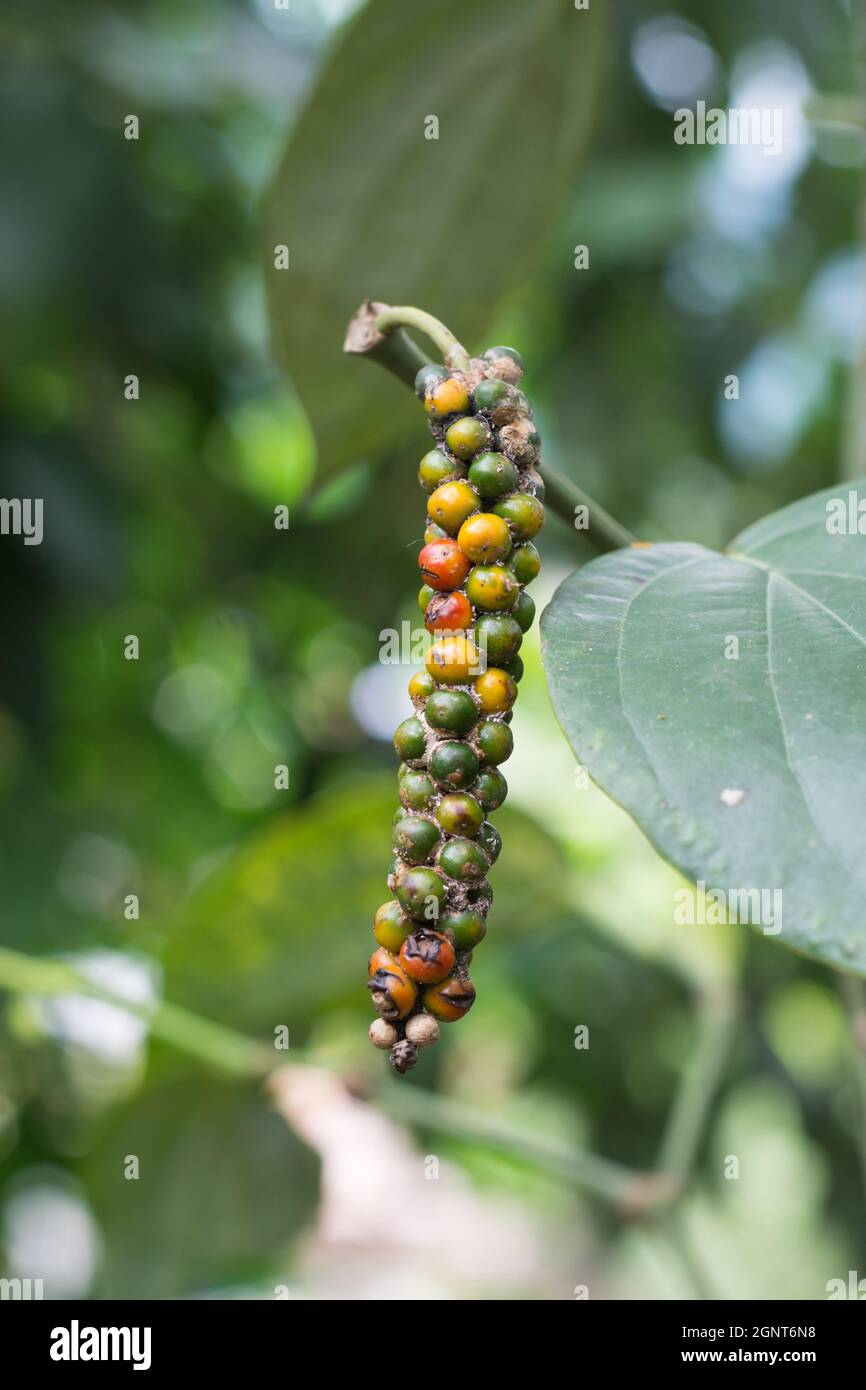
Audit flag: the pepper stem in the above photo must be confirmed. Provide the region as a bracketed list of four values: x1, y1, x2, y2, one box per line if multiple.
[343, 299, 638, 553]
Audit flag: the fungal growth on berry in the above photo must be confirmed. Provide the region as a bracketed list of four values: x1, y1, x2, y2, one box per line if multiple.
[346, 302, 544, 1074]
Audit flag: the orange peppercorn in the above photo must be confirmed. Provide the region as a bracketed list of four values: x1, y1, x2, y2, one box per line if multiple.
[424, 591, 473, 634]
[418, 539, 471, 592]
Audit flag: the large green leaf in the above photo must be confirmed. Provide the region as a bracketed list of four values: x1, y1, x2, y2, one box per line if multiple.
[83, 1077, 319, 1298]
[541, 481, 866, 974]
[264, 0, 605, 477]
[162, 779, 576, 1035]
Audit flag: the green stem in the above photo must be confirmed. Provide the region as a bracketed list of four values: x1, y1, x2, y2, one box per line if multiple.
[343, 300, 636, 553]
[375, 305, 470, 372]
[837, 972, 866, 1196]
[0, 946, 268, 1080]
[378, 1081, 639, 1205]
[656, 985, 738, 1193]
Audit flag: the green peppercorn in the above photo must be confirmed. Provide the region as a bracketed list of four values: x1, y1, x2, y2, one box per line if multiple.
[440, 908, 488, 950]
[373, 900, 414, 953]
[500, 654, 524, 684]
[418, 448, 465, 493]
[395, 865, 446, 921]
[418, 583, 436, 613]
[425, 689, 477, 737]
[429, 739, 479, 790]
[492, 492, 544, 541]
[399, 769, 436, 811]
[476, 821, 502, 864]
[466, 564, 519, 612]
[476, 719, 513, 766]
[393, 716, 426, 762]
[475, 612, 523, 664]
[508, 542, 541, 584]
[436, 792, 485, 838]
[512, 591, 536, 633]
[444, 415, 490, 460]
[394, 814, 440, 864]
[467, 450, 520, 499]
[415, 364, 448, 399]
[473, 766, 508, 811]
[439, 836, 488, 882]
[472, 378, 511, 413]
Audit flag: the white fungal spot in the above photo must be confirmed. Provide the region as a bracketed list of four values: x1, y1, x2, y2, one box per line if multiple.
[720, 787, 747, 806]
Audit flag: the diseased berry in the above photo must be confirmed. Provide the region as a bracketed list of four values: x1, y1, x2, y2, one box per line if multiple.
[473, 767, 508, 811]
[423, 975, 477, 1022]
[476, 821, 502, 864]
[466, 564, 519, 611]
[390, 1038, 419, 1073]
[368, 961, 417, 1019]
[399, 930, 455, 983]
[415, 364, 448, 399]
[425, 376, 470, 420]
[394, 814, 440, 864]
[439, 836, 488, 882]
[425, 590, 473, 634]
[405, 1013, 440, 1047]
[508, 542, 541, 584]
[467, 450, 519, 499]
[374, 900, 414, 952]
[427, 480, 480, 533]
[493, 492, 544, 541]
[408, 669, 436, 701]
[426, 634, 482, 684]
[369, 1018, 399, 1049]
[475, 612, 522, 664]
[425, 689, 477, 736]
[512, 591, 536, 633]
[440, 908, 487, 950]
[474, 667, 517, 714]
[418, 448, 465, 492]
[429, 740, 479, 790]
[476, 719, 513, 766]
[395, 865, 446, 920]
[482, 345, 524, 377]
[418, 538, 471, 591]
[393, 716, 426, 762]
[521, 468, 545, 501]
[445, 415, 490, 460]
[436, 792, 485, 837]
[457, 512, 512, 564]
[399, 768, 436, 810]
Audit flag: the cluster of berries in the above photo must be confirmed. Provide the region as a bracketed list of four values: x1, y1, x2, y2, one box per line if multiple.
[367, 345, 544, 1073]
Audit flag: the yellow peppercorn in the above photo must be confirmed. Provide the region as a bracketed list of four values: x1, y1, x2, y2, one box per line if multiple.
[426, 634, 482, 685]
[474, 666, 517, 713]
[466, 564, 519, 611]
[427, 481, 480, 534]
[457, 512, 512, 564]
[425, 376, 471, 421]
[408, 670, 436, 701]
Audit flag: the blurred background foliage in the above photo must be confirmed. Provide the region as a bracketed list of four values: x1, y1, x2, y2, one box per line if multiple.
[0, 0, 865, 1299]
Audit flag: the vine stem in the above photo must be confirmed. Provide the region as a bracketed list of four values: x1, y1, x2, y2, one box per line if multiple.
[655, 984, 739, 1191]
[837, 972, 866, 1196]
[344, 299, 637, 554]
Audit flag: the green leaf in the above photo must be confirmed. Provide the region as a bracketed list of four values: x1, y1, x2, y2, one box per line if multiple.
[541, 481, 866, 975]
[162, 779, 574, 1035]
[83, 1078, 319, 1298]
[264, 0, 605, 478]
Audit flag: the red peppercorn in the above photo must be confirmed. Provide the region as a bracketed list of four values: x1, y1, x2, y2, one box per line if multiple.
[418, 538, 471, 592]
[424, 591, 473, 633]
